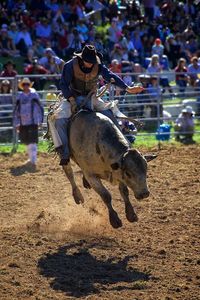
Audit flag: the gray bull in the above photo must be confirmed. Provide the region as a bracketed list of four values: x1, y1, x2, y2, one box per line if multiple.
[63, 111, 156, 228]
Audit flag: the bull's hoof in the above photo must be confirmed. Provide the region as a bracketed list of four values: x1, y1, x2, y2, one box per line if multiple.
[125, 205, 138, 222]
[109, 211, 122, 229]
[72, 187, 84, 205]
[82, 176, 91, 189]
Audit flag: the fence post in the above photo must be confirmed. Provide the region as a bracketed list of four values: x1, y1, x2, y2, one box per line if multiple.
[11, 76, 19, 154]
[157, 86, 162, 150]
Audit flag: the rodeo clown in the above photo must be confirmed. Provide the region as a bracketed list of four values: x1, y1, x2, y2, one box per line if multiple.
[47, 44, 144, 166]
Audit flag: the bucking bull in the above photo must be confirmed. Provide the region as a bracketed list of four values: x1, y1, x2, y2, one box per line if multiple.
[61, 110, 157, 229]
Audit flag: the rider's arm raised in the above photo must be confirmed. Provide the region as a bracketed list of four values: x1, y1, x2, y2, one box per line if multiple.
[99, 64, 144, 94]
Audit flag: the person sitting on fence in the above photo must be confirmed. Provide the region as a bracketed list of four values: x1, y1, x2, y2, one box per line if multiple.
[13, 78, 44, 169]
[174, 106, 195, 144]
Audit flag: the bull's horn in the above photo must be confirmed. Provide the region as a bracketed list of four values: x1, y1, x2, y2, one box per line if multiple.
[144, 154, 158, 162]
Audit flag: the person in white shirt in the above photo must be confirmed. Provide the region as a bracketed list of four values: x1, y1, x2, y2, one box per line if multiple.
[174, 106, 195, 144]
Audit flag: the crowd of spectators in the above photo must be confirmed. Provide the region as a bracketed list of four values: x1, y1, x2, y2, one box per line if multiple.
[0, 1, 200, 76]
[0, 0, 200, 140]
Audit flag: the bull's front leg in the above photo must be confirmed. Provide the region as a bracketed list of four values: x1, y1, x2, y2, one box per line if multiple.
[62, 163, 84, 204]
[86, 174, 122, 229]
[119, 182, 138, 222]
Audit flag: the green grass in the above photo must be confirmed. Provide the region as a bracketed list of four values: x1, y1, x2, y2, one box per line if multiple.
[0, 123, 199, 154]
[0, 140, 48, 154]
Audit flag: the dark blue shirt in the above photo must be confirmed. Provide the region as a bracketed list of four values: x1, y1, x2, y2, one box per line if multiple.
[60, 58, 128, 99]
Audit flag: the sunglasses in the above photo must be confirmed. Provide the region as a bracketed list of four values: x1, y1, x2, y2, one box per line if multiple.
[22, 83, 30, 86]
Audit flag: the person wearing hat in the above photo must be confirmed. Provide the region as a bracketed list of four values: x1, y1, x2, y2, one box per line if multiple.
[38, 48, 64, 73]
[13, 78, 44, 168]
[53, 44, 144, 166]
[174, 106, 195, 144]
[1, 61, 18, 77]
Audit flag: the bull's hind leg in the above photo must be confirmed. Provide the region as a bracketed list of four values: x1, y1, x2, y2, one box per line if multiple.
[86, 175, 122, 229]
[62, 163, 84, 204]
[119, 182, 138, 222]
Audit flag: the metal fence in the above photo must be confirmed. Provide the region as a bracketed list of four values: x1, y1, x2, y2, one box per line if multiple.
[0, 73, 200, 151]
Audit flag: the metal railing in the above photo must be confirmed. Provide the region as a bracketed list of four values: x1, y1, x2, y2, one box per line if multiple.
[0, 73, 199, 151]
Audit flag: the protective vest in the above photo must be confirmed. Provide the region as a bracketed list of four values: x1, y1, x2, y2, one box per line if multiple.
[70, 58, 99, 95]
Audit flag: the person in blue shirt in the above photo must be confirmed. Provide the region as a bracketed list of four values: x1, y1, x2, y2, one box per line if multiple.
[54, 44, 144, 165]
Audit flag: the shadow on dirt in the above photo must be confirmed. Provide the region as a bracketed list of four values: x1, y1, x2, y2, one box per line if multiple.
[10, 164, 37, 176]
[38, 239, 149, 297]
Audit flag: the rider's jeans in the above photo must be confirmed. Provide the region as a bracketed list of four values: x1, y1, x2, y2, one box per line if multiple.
[55, 118, 70, 160]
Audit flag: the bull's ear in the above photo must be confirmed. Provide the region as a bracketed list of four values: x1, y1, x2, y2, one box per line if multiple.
[144, 154, 157, 162]
[111, 162, 120, 170]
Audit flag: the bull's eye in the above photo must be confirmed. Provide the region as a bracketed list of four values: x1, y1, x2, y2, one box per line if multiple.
[125, 171, 131, 178]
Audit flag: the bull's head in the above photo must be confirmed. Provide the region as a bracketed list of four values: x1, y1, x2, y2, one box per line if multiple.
[111, 149, 157, 200]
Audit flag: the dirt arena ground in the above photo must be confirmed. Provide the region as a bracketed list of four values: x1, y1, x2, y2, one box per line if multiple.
[0, 145, 199, 300]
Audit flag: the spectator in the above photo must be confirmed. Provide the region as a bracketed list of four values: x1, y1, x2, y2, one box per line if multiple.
[159, 54, 174, 95]
[24, 57, 49, 90]
[46, 0, 61, 16]
[35, 17, 52, 45]
[123, 71, 133, 87]
[52, 18, 69, 57]
[1, 61, 18, 77]
[13, 77, 44, 168]
[187, 56, 200, 87]
[165, 34, 182, 68]
[31, 38, 45, 59]
[175, 58, 188, 95]
[123, 32, 139, 63]
[185, 35, 199, 60]
[0, 27, 19, 57]
[16, 24, 33, 56]
[146, 54, 161, 75]
[147, 75, 162, 118]
[65, 28, 84, 59]
[76, 20, 89, 42]
[147, 54, 173, 95]
[107, 18, 121, 51]
[151, 38, 164, 58]
[38, 48, 64, 73]
[132, 62, 144, 82]
[109, 59, 122, 74]
[141, 33, 153, 62]
[142, 0, 156, 21]
[0, 79, 13, 141]
[8, 22, 20, 47]
[46, 84, 58, 102]
[110, 43, 123, 62]
[174, 106, 195, 144]
[136, 74, 151, 118]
